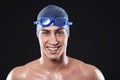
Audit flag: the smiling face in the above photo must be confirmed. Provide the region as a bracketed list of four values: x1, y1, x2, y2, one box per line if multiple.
[38, 26, 69, 60]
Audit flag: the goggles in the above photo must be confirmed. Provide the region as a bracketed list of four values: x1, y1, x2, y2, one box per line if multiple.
[34, 17, 72, 27]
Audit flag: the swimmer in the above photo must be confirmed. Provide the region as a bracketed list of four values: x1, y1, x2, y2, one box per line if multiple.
[7, 5, 105, 80]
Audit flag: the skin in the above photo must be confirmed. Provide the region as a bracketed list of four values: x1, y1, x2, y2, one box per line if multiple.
[6, 26, 105, 80]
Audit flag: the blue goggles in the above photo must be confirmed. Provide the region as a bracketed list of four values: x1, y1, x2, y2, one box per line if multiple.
[34, 17, 72, 27]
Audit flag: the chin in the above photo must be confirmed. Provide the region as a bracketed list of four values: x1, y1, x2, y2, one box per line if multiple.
[47, 54, 60, 60]
[46, 52, 63, 60]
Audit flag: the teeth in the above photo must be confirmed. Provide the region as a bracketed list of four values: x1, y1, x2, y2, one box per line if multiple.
[48, 47, 58, 50]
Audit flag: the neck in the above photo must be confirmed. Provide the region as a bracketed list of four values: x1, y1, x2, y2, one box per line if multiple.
[39, 54, 69, 72]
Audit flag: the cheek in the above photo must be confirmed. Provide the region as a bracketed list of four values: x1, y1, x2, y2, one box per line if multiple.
[38, 36, 48, 47]
[58, 37, 68, 44]
[64, 38, 68, 45]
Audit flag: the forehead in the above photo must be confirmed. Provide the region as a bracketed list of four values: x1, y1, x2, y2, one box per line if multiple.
[40, 26, 65, 31]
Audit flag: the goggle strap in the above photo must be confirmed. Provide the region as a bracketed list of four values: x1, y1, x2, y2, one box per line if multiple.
[67, 22, 73, 25]
[33, 21, 39, 25]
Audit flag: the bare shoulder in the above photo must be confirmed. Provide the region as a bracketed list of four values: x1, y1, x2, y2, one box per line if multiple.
[69, 57, 105, 80]
[6, 59, 40, 80]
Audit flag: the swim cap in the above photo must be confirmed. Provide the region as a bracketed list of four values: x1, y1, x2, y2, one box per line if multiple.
[35, 5, 71, 37]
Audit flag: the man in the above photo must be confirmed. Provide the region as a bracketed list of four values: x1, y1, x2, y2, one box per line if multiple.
[7, 5, 105, 80]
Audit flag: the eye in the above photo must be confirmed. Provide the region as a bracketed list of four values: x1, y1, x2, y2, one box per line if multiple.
[42, 31, 49, 35]
[56, 31, 64, 35]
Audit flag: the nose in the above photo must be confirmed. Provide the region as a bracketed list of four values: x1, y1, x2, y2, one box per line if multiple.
[49, 34, 58, 45]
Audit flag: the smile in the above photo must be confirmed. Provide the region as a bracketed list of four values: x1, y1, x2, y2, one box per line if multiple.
[46, 46, 60, 54]
[48, 47, 58, 50]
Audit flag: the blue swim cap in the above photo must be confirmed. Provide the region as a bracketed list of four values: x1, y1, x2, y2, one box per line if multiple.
[35, 5, 71, 37]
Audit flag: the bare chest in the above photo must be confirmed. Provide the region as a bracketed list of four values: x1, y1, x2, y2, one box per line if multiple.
[25, 70, 86, 80]
[26, 73, 81, 80]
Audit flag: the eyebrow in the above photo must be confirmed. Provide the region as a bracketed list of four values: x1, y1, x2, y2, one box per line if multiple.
[56, 28, 64, 32]
[41, 29, 49, 32]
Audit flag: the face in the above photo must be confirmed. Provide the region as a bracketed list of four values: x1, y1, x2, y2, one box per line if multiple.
[38, 26, 69, 60]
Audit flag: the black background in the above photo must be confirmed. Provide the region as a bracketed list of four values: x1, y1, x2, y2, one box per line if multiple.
[0, 0, 120, 80]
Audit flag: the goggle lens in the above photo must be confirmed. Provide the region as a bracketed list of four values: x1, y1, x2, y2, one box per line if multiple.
[40, 18, 51, 26]
[54, 18, 66, 27]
